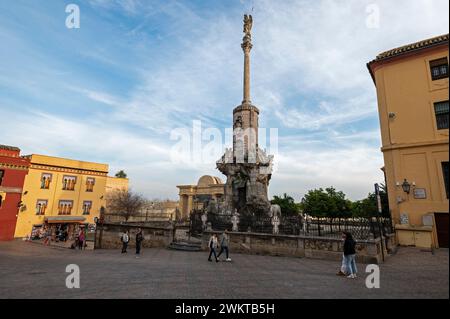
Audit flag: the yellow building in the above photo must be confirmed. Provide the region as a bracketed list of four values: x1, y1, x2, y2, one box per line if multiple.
[368, 34, 449, 248]
[14, 154, 109, 239]
[104, 175, 129, 219]
[106, 176, 129, 193]
[177, 175, 224, 219]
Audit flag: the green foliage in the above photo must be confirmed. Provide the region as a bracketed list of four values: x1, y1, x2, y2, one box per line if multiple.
[300, 187, 352, 218]
[300, 184, 391, 219]
[270, 193, 301, 216]
[115, 170, 127, 178]
[352, 184, 390, 218]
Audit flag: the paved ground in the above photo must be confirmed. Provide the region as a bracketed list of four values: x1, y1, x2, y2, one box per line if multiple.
[0, 241, 448, 299]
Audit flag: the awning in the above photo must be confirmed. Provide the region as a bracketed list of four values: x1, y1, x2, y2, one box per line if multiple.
[45, 216, 86, 224]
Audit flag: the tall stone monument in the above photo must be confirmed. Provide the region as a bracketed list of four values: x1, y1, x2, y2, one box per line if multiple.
[216, 15, 274, 218]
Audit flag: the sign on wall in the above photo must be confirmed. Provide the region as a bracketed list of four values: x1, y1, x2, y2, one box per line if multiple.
[413, 188, 427, 199]
[400, 213, 409, 225]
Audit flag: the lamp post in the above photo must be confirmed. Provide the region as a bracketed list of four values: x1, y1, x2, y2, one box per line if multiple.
[98, 207, 105, 249]
[93, 217, 98, 249]
[374, 183, 385, 262]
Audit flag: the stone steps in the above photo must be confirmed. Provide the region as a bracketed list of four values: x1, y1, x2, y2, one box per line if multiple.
[168, 241, 202, 251]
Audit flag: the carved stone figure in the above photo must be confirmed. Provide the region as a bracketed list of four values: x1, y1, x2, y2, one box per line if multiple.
[269, 204, 281, 218]
[201, 212, 208, 230]
[272, 215, 280, 235]
[243, 14, 253, 35]
[231, 211, 240, 232]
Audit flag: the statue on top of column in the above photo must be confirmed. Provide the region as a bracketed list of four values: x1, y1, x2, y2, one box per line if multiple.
[243, 14, 253, 35]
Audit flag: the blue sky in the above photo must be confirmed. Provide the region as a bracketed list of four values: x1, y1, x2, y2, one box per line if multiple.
[0, 0, 449, 201]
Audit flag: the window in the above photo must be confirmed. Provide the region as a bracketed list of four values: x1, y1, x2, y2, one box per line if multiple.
[434, 101, 449, 130]
[0, 194, 3, 208]
[86, 177, 95, 192]
[62, 176, 76, 191]
[58, 200, 73, 215]
[82, 201, 92, 215]
[36, 200, 48, 215]
[0, 170, 4, 186]
[442, 162, 449, 199]
[40, 173, 52, 189]
[430, 57, 449, 81]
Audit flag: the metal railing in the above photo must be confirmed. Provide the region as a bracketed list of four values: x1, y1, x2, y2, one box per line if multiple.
[189, 210, 394, 240]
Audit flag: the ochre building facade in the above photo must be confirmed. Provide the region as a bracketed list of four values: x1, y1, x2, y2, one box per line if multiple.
[177, 175, 224, 219]
[14, 154, 109, 239]
[368, 34, 449, 248]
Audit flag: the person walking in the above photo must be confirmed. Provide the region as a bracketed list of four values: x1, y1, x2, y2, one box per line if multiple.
[208, 233, 219, 262]
[343, 232, 357, 279]
[78, 228, 85, 250]
[44, 227, 52, 246]
[217, 230, 231, 262]
[121, 230, 129, 253]
[135, 228, 144, 258]
[337, 232, 348, 276]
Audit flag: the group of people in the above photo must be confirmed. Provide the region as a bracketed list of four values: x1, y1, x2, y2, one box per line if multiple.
[120, 228, 144, 258]
[116, 228, 357, 277]
[55, 227, 69, 242]
[209, 229, 358, 277]
[337, 232, 358, 279]
[207, 230, 231, 262]
[71, 229, 86, 250]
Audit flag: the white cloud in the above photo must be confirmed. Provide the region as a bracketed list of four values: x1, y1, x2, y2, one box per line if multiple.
[1, 0, 448, 201]
[271, 144, 384, 201]
[66, 86, 123, 107]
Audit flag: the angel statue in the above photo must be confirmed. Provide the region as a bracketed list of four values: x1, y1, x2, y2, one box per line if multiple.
[243, 14, 253, 35]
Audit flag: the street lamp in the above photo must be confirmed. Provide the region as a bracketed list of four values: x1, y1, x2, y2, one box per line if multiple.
[401, 179, 411, 194]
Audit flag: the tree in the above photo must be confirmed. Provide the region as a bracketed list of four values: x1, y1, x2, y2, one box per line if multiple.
[300, 187, 351, 218]
[300, 188, 334, 218]
[325, 187, 352, 219]
[271, 193, 301, 216]
[115, 170, 127, 178]
[300, 187, 352, 233]
[106, 189, 145, 222]
[352, 184, 390, 218]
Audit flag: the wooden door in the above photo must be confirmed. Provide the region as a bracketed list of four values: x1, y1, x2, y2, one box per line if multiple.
[434, 213, 449, 248]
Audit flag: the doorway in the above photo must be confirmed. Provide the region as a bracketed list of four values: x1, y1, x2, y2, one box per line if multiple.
[434, 213, 449, 248]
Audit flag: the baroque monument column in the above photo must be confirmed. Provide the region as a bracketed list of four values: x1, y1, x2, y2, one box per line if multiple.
[242, 14, 253, 105]
[216, 14, 274, 219]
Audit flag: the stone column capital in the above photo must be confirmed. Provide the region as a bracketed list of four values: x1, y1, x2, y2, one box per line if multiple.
[241, 38, 253, 52]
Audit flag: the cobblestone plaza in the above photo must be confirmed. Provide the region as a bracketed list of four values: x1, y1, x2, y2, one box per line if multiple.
[0, 241, 447, 299]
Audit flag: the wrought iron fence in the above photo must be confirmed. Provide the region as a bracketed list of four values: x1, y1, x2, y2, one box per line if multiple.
[189, 210, 394, 240]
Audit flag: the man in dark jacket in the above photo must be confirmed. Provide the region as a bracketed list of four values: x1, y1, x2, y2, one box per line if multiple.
[343, 232, 357, 278]
[135, 228, 144, 258]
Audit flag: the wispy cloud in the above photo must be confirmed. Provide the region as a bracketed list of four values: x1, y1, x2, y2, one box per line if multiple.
[0, 0, 448, 200]
[67, 86, 123, 107]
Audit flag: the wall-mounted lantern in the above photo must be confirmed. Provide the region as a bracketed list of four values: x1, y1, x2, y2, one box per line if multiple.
[401, 179, 411, 194]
